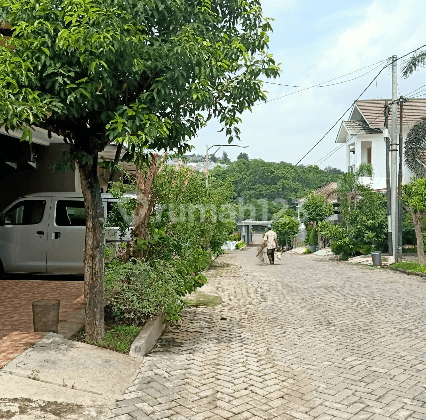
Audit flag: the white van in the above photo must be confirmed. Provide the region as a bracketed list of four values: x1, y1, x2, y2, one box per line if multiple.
[0, 192, 132, 275]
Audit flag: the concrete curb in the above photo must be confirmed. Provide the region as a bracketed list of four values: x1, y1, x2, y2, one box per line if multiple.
[129, 314, 166, 358]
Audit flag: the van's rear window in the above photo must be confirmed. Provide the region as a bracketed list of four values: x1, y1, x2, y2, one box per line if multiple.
[4, 200, 46, 225]
[56, 201, 86, 226]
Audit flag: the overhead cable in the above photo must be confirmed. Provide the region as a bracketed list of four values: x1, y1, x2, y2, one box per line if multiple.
[261, 58, 387, 89]
[277, 44, 426, 174]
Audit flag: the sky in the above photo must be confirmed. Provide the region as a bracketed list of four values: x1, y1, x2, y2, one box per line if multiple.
[188, 0, 426, 170]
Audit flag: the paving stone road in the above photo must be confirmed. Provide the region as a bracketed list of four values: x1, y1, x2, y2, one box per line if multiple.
[111, 234, 426, 420]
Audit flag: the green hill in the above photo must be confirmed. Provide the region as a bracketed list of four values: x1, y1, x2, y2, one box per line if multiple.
[211, 159, 343, 203]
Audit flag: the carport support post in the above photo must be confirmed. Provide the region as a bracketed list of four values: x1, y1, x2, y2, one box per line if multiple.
[245, 225, 250, 246]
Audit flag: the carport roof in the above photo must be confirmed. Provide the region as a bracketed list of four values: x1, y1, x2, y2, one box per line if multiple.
[0, 126, 64, 146]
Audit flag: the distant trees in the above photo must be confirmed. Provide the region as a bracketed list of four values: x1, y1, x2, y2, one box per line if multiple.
[211, 159, 342, 202]
[237, 152, 250, 161]
[220, 151, 231, 163]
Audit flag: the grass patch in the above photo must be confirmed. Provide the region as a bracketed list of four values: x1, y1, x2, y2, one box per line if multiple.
[94, 325, 141, 353]
[74, 324, 141, 353]
[185, 291, 222, 307]
[392, 261, 426, 274]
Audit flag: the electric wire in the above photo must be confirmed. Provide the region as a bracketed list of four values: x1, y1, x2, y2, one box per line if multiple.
[286, 62, 390, 173]
[405, 84, 426, 98]
[314, 105, 386, 166]
[276, 44, 426, 175]
[258, 62, 386, 105]
[261, 58, 387, 89]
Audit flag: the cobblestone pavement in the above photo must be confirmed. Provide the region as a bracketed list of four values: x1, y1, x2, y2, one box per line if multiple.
[111, 235, 426, 420]
[0, 277, 84, 368]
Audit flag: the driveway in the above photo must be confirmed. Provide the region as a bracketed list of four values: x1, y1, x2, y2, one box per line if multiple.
[0, 275, 84, 368]
[111, 234, 426, 420]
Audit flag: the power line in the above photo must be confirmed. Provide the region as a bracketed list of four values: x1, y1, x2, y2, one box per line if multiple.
[258, 62, 386, 105]
[405, 83, 426, 97]
[276, 44, 426, 175]
[262, 58, 387, 89]
[314, 144, 344, 166]
[289, 63, 390, 171]
[314, 105, 387, 166]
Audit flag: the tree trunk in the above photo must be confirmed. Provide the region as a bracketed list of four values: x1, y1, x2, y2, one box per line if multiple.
[409, 207, 425, 265]
[318, 232, 324, 249]
[77, 155, 105, 342]
[125, 153, 166, 260]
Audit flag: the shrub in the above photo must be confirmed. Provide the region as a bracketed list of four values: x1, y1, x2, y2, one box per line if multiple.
[105, 259, 190, 324]
[306, 226, 318, 246]
[229, 231, 241, 242]
[235, 240, 246, 249]
[271, 215, 299, 248]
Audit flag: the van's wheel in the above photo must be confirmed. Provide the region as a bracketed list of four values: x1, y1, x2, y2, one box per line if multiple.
[0, 261, 4, 279]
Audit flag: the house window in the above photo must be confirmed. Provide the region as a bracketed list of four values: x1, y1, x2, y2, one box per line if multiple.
[367, 147, 372, 164]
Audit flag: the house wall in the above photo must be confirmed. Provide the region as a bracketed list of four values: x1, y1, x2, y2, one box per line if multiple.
[347, 129, 415, 190]
[0, 142, 77, 211]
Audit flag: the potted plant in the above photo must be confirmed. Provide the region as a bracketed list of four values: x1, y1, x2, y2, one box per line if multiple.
[306, 226, 318, 253]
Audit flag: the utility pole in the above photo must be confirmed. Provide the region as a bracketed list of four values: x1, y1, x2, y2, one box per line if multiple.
[390, 55, 399, 260]
[205, 144, 209, 188]
[384, 101, 392, 255]
[398, 98, 405, 259]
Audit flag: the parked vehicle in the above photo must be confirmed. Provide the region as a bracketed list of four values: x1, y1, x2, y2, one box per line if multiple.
[0, 192, 132, 275]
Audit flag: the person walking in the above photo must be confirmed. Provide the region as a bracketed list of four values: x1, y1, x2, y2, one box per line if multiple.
[263, 225, 278, 265]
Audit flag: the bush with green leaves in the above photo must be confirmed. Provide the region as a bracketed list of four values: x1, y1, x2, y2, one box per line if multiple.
[318, 170, 387, 260]
[103, 165, 235, 324]
[305, 224, 318, 246]
[271, 215, 299, 248]
[300, 194, 333, 226]
[104, 256, 208, 324]
[235, 240, 246, 250]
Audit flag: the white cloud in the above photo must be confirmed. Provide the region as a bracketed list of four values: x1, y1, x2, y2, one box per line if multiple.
[318, 0, 426, 74]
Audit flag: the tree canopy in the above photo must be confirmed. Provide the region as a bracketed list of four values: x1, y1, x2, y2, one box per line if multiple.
[300, 193, 333, 226]
[237, 152, 250, 161]
[0, 0, 280, 341]
[1, 0, 280, 155]
[211, 159, 342, 202]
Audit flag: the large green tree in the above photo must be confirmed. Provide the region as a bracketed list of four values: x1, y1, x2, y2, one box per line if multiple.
[0, 0, 279, 340]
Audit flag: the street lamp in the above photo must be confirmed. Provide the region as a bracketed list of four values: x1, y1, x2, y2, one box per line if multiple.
[205, 144, 248, 188]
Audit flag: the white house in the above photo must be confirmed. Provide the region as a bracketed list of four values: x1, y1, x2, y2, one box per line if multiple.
[336, 99, 426, 190]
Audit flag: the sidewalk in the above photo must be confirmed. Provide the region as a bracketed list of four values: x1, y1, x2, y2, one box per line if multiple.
[0, 276, 142, 419]
[0, 276, 85, 368]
